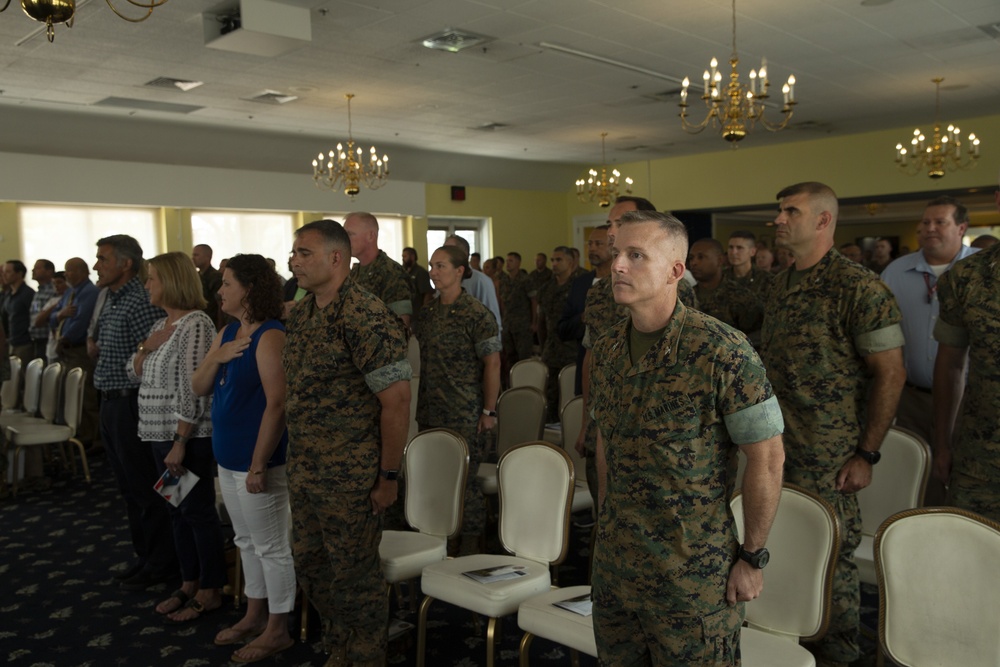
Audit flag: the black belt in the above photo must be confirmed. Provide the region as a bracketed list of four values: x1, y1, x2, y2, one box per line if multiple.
[905, 381, 931, 395]
[101, 388, 138, 400]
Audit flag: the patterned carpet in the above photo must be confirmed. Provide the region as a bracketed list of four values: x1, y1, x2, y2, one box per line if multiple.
[0, 457, 597, 666]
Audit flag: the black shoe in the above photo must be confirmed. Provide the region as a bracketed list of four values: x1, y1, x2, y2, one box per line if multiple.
[113, 561, 145, 581]
[120, 569, 174, 592]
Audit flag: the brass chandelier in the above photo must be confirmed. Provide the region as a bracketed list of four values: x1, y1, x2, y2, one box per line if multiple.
[894, 78, 981, 179]
[0, 0, 167, 42]
[679, 0, 797, 143]
[575, 133, 633, 208]
[312, 94, 389, 200]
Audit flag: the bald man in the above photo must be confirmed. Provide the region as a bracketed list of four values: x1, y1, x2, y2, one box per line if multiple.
[344, 212, 413, 328]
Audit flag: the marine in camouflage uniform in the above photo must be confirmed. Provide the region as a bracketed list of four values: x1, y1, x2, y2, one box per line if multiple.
[538, 265, 583, 421]
[693, 279, 764, 340]
[592, 212, 785, 665]
[760, 183, 906, 666]
[349, 249, 413, 321]
[933, 242, 1000, 522]
[284, 221, 412, 667]
[723, 264, 774, 304]
[413, 290, 502, 538]
[502, 268, 534, 364]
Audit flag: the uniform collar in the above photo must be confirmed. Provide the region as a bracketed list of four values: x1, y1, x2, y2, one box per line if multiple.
[618, 299, 685, 375]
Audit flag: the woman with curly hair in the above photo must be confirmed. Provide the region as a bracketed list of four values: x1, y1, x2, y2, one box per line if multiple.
[192, 253, 294, 663]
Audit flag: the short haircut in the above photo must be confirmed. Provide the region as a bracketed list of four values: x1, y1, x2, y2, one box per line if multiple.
[618, 210, 690, 258]
[729, 230, 756, 244]
[193, 243, 213, 257]
[225, 254, 284, 322]
[536, 252, 547, 260]
[615, 195, 657, 211]
[297, 219, 351, 253]
[775, 182, 839, 219]
[471, 252, 481, 259]
[692, 238, 725, 255]
[506, 251, 521, 261]
[552, 245, 572, 255]
[96, 234, 145, 275]
[926, 195, 969, 225]
[435, 245, 473, 280]
[839, 242, 860, 250]
[147, 252, 208, 311]
[36, 259, 55, 272]
[594, 224, 611, 232]
[53, 271, 66, 280]
[446, 234, 471, 256]
[403, 247, 418, 261]
[5, 260, 27, 277]
[346, 211, 379, 231]
[569, 248, 580, 261]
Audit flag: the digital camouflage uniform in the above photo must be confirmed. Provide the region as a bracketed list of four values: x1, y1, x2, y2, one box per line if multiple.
[528, 266, 553, 299]
[539, 271, 584, 421]
[723, 265, 774, 304]
[350, 249, 414, 320]
[933, 243, 1000, 522]
[502, 269, 534, 364]
[693, 280, 764, 341]
[283, 278, 412, 666]
[413, 291, 501, 537]
[591, 300, 784, 665]
[760, 248, 904, 664]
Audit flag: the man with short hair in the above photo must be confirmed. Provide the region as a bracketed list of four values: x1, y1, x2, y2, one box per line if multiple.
[592, 210, 785, 665]
[761, 182, 906, 667]
[538, 246, 582, 421]
[92, 235, 175, 591]
[528, 252, 552, 335]
[932, 171, 1000, 523]
[881, 196, 978, 504]
[689, 238, 764, 341]
[502, 252, 533, 365]
[866, 237, 894, 274]
[443, 235, 502, 332]
[53, 258, 101, 449]
[559, 226, 611, 396]
[191, 244, 223, 329]
[724, 231, 774, 301]
[401, 246, 433, 315]
[470, 252, 482, 272]
[28, 259, 56, 362]
[4, 260, 35, 369]
[838, 242, 863, 264]
[344, 212, 413, 328]
[755, 246, 775, 273]
[970, 234, 998, 250]
[284, 219, 411, 666]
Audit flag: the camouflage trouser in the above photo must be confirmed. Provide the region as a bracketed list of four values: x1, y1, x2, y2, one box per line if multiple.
[949, 471, 1000, 523]
[502, 321, 533, 366]
[290, 483, 387, 666]
[592, 594, 743, 666]
[785, 468, 863, 664]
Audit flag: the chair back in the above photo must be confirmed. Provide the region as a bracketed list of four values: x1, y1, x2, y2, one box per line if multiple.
[403, 428, 469, 539]
[875, 508, 1000, 667]
[37, 362, 64, 423]
[731, 484, 840, 641]
[559, 396, 586, 482]
[498, 442, 575, 565]
[21, 358, 45, 415]
[509, 358, 547, 393]
[1, 356, 22, 410]
[62, 367, 86, 435]
[557, 363, 576, 414]
[496, 385, 546, 457]
[857, 427, 930, 537]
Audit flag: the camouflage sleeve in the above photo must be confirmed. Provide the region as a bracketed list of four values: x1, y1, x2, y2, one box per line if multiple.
[345, 293, 413, 393]
[933, 269, 970, 348]
[724, 395, 784, 445]
[848, 276, 904, 355]
[365, 359, 413, 394]
[715, 337, 775, 423]
[385, 262, 415, 317]
[387, 299, 413, 317]
[470, 299, 502, 358]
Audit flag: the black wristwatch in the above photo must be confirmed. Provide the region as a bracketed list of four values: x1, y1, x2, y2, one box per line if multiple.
[738, 545, 770, 569]
[379, 468, 400, 481]
[855, 447, 881, 465]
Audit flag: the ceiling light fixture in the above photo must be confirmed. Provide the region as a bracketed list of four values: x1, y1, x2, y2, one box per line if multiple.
[678, 0, 797, 143]
[312, 94, 389, 200]
[894, 78, 981, 179]
[575, 133, 633, 209]
[1, 0, 167, 42]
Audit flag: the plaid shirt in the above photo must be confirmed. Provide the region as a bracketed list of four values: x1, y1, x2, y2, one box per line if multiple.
[29, 282, 56, 342]
[93, 276, 164, 391]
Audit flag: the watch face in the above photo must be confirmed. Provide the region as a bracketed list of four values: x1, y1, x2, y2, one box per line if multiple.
[756, 549, 770, 568]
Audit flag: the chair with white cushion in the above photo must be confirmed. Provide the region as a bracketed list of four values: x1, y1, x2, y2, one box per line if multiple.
[509, 358, 547, 394]
[1, 357, 42, 420]
[559, 396, 593, 517]
[417, 441, 575, 667]
[855, 426, 930, 586]
[517, 584, 596, 667]
[733, 484, 841, 667]
[380, 428, 468, 608]
[1, 361, 62, 429]
[477, 385, 546, 496]
[557, 363, 577, 415]
[0, 356, 22, 412]
[875, 508, 1000, 667]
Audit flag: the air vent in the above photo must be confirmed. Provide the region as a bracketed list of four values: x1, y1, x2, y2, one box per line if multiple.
[145, 77, 204, 92]
[422, 28, 493, 53]
[243, 90, 298, 104]
[93, 97, 204, 114]
[469, 122, 508, 131]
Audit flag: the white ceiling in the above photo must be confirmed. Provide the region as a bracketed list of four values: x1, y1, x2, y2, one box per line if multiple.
[1, 0, 998, 178]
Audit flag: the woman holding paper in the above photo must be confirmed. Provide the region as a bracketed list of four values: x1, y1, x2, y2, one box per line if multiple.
[191, 253, 294, 663]
[129, 251, 225, 623]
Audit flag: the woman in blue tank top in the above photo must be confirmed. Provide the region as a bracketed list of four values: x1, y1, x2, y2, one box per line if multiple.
[192, 254, 294, 663]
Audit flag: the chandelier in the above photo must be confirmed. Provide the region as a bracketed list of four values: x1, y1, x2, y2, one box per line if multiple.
[894, 78, 981, 179]
[0, 0, 167, 42]
[312, 94, 389, 200]
[679, 0, 796, 143]
[575, 133, 633, 208]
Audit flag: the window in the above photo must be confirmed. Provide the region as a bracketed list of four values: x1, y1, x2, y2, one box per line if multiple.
[19, 205, 160, 278]
[427, 217, 489, 266]
[191, 211, 296, 279]
[322, 213, 407, 267]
